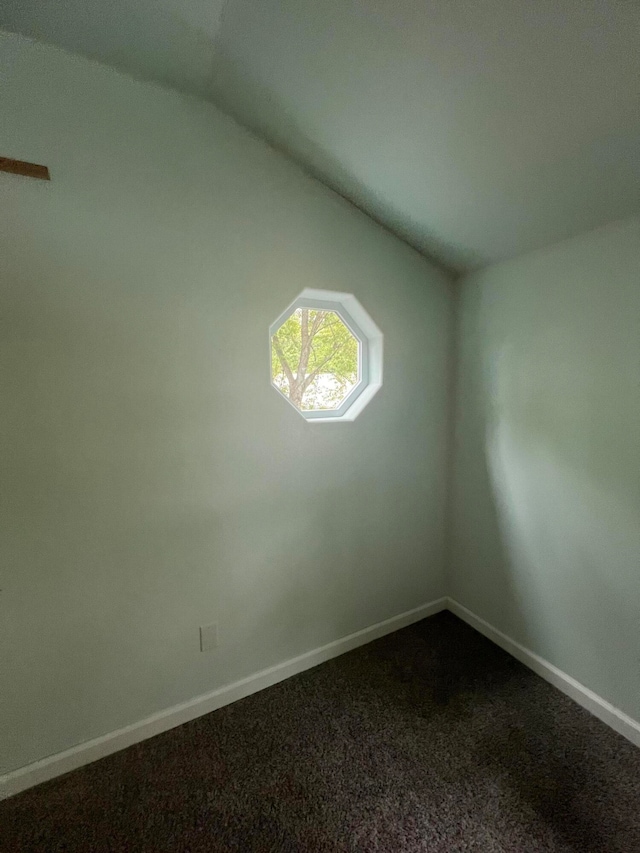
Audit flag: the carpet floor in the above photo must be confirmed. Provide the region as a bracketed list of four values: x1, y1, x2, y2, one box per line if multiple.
[2, 611, 639, 852]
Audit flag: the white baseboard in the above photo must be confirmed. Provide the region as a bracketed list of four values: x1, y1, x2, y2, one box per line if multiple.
[447, 597, 640, 749]
[0, 597, 447, 800]
[4, 596, 638, 801]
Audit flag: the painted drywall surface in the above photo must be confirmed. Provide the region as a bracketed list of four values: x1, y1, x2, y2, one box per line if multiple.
[0, 31, 453, 774]
[451, 218, 640, 720]
[5, 1, 640, 272]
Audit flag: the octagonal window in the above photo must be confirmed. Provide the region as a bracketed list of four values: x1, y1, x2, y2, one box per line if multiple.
[269, 289, 382, 422]
[272, 308, 360, 411]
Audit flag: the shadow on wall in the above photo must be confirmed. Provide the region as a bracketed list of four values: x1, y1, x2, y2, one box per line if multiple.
[488, 417, 640, 695]
[452, 249, 640, 720]
[469, 286, 640, 720]
[450, 288, 526, 642]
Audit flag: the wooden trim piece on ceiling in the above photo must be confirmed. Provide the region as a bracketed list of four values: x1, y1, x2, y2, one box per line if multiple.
[0, 157, 50, 180]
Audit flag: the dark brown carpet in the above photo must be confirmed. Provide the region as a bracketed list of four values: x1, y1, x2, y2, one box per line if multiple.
[2, 612, 639, 852]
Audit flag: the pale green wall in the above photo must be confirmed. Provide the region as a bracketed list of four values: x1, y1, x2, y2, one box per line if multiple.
[451, 217, 640, 721]
[0, 31, 453, 774]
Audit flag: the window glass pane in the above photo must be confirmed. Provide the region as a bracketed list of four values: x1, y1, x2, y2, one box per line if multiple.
[271, 308, 360, 411]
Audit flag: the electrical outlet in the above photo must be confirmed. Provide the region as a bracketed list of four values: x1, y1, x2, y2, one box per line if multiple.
[199, 623, 218, 652]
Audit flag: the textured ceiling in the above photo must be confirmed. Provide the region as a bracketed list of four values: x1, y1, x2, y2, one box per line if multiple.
[3, 0, 640, 271]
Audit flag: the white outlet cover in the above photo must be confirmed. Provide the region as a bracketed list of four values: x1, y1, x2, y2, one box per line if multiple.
[199, 623, 218, 652]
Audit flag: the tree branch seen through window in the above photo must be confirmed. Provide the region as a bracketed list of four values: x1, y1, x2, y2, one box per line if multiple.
[271, 308, 359, 410]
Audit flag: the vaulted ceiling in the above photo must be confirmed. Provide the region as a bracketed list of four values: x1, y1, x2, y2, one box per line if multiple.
[3, 0, 639, 271]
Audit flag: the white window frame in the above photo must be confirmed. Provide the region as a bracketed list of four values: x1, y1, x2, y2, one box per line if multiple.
[269, 288, 383, 423]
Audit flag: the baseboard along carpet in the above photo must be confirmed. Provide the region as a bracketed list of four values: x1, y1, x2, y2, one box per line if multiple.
[1, 611, 639, 852]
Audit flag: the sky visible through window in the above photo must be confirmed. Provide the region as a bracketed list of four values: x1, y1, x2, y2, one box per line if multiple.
[271, 308, 359, 411]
